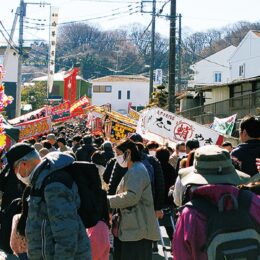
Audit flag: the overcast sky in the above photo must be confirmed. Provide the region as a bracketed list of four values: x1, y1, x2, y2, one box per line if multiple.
[1, 0, 260, 45]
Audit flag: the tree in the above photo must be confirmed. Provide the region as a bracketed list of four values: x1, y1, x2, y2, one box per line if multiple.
[21, 82, 47, 111]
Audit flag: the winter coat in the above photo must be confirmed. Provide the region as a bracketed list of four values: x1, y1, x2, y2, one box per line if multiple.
[103, 149, 114, 164]
[103, 158, 116, 185]
[160, 162, 177, 207]
[107, 160, 127, 196]
[147, 154, 165, 210]
[231, 139, 260, 176]
[108, 162, 160, 242]
[26, 152, 91, 260]
[75, 144, 97, 162]
[0, 166, 25, 254]
[173, 185, 260, 260]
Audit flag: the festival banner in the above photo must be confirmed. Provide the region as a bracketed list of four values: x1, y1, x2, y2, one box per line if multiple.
[70, 96, 90, 116]
[47, 7, 59, 93]
[16, 116, 52, 141]
[110, 120, 136, 142]
[9, 107, 49, 125]
[210, 114, 237, 136]
[64, 68, 79, 104]
[136, 107, 224, 146]
[128, 107, 140, 121]
[51, 101, 70, 122]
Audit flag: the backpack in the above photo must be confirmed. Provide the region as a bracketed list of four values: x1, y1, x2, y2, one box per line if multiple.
[31, 160, 103, 228]
[183, 190, 260, 260]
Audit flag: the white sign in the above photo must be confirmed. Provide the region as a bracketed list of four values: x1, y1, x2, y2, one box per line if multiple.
[47, 7, 59, 93]
[136, 107, 224, 146]
[154, 69, 163, 85]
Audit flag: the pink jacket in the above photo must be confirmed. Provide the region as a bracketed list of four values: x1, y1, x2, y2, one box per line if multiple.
[172, 185, 260, 260]
[86, 220, 110, 260]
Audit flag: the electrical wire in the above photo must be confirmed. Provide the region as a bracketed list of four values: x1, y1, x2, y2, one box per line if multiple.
[0, 21, 19, 51]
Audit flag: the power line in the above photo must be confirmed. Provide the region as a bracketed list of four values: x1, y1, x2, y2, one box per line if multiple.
[0, 21, 19, 51]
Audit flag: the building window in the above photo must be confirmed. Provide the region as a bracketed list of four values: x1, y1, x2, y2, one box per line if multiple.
[239, 64, 245, 77]
[214, 72, 222, 83]
[118, 90, 122, 100]
[127, 90, 130, 99]
[93, 85, 112, 93]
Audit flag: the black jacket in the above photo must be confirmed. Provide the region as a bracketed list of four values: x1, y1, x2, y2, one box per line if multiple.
[103, 158, 116, 184]
[231, 139, 260, 177]
[103, 150, 115, 164]
[0, 166, 25, 254]
[146, 155, 165, 210]
[75, 144, 97, 162]
[107, 161, 127, 195]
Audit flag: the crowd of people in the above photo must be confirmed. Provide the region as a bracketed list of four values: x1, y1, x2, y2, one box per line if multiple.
[0, 115, 259, 260]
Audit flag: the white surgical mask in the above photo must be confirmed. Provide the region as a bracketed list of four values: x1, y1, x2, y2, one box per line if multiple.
[16, 163, 31, 186]
[178, 152, 187, 159]
[149, 150, 156, 157]
[116, 154, 128, 168]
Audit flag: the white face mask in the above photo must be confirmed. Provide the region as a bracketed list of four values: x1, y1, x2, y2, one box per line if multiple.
[149, 151, 156, 157]
[16, 163, 31, 186]
[178, 152, 187, 159]
[116, 154, 128, 168]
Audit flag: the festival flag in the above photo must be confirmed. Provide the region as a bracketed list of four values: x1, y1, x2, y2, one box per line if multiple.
[64, 67, 79, 103]
[70, 96, 90, 117]
[210, 114, 237, 136]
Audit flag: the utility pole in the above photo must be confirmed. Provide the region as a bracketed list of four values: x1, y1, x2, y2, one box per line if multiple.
[178, 14, 182, 93]
[149, 0, 156, 98]
[168, 0, 176, 113]
[16, 0, 26, 117]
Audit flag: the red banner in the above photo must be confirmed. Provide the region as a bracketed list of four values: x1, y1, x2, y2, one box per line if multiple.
[70, 96, 90, 117]
[16, 116, 52, 141]
[64, 68, 79, 103]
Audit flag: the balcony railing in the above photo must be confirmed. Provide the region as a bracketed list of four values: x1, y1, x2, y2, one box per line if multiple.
[178, 90, 260, 124]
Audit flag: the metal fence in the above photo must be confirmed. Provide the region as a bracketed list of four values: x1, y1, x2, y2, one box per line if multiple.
[179, 90, 260, 124]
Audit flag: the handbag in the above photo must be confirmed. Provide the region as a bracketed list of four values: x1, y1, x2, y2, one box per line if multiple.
[111, 210, 120, 237]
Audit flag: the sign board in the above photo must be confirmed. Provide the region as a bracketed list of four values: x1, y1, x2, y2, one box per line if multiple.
[136, 107, 224, 146]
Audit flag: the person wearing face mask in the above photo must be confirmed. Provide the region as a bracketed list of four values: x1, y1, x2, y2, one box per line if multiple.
[5, 143, 91, 260]
[146, 141, 159, 157]
[108, 139, 160, 260]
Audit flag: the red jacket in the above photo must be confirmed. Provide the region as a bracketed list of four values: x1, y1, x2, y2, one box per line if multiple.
[172, 185, 260, 260]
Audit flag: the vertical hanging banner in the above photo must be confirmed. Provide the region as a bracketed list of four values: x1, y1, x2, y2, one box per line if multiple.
[47, 7, 59, 93]
[64, 67, 79, 104]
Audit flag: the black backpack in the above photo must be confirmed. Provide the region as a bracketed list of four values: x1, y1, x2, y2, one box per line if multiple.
[31, 160, 103, 228]
[182, 190, 260, 260]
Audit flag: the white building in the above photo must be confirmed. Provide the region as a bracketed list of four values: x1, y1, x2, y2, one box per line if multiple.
[190, 45, 236, 86]
[230, 30, 260, 81]
[91, 75, 149, 114]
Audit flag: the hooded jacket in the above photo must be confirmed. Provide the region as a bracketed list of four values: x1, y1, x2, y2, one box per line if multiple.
[173, 185, 260, 260]
[231, 139, 260, 176]
[26, 152, 91, 260]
